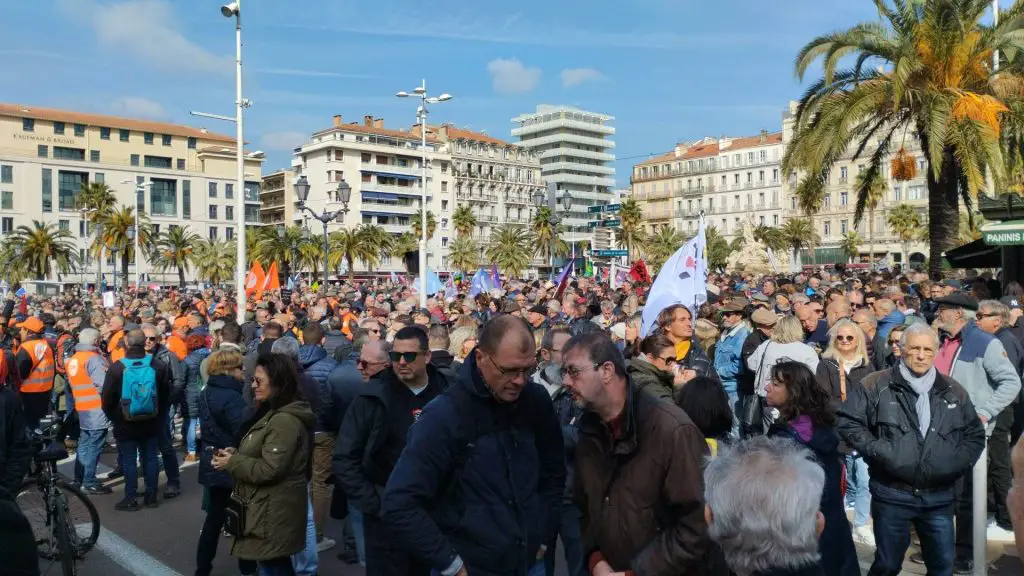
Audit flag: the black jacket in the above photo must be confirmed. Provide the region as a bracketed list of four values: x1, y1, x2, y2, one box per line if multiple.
[814, 358, 874, 409]
[995, 327, 1024, 379]
[100, 349, 173, 441]
[837, 367, 986, 492]
[738, 329, 769, 396]
[679, 338, 716, 382]
[0, 485, 39, 576]
[325, 360, 362, 434]
[0, 387, 31, 491]
[197, 374, 248, 489]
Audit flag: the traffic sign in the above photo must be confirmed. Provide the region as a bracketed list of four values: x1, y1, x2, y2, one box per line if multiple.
[587, 203, 622, 214]
[593, 249, 628, 257]
[587, 219, 621, 228]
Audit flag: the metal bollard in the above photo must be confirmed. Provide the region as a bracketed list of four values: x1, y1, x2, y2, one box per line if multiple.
[973, 444, 988, 576]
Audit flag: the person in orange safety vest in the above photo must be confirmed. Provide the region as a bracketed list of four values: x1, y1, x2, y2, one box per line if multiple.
[107, 316, 126, 363]
[66, 328, 112, 494]
[167, 317, 189, 361]
[15, 316, 55, 428]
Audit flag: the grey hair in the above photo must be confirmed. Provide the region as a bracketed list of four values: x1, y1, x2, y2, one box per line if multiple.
[78, 328, 100, 346]
[874, 299, 897, 316]
[139, 322, 157, 333]
[851, 310, 877, 330]
[704, 436, 824, 575]
[979, 299, 1011, 328]
[790, 293, 810, 306]
[270, 337, 301, 361]
[961, 308, 977, 321]
[899, 321, 939, 351]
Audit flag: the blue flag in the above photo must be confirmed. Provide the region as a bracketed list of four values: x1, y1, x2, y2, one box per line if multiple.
[14, 287, 26, 298]
[553, 258, 576, 299]
[469, 268, 493, 297]
[490, 263, 502, 291]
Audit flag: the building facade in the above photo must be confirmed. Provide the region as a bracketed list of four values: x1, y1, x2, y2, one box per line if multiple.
[291, 115, 454, 274]
[0, 103, 264, 285]
[511, 105, 616, 249]
[259, 169, 296, 226]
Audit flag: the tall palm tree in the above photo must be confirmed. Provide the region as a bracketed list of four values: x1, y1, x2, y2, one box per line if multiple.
[887, 203, 922, 265]
[840, 231, 862, 263]
[254, 225, 306, 281]
[705, 225, 733, 271]
[753, 224, 788, 252]
[645, 226, 686, 273]
[531, 206, 568, 266]
[152, 226, 201, 288]
[780, 218, 820, 264]
[328, 228, 372, 282]
[447, 236, 480, 277]
[192, 239, 236, 286]
[617, 198, 646, 260]
[359, 225, 395, 271]
[854, 171, 887, 267]
[8, 220, 78, 280]
[96, 205, 152, 285]
[451, 206, 477, 238]
[411, 211, 437, 241]
[784, 0, 1024, 275]
[390, 233, 420, 274]
[485, 225, 532, 279]
[75, 182, 117, 224]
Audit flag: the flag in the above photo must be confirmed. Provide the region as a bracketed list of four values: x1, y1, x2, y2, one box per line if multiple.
[641, 216, 708, 337]
[14, 287, 26, 298]
[245, 262, 265, 296]
[469, 268, 494, 297]
[628, 260, 651, 284]
[390, 271, 399, 285]
[445, 273, 456, 295]
[585, 260, 594, 277]
[262, 262, 281, 291]
[287, 276, 295, 290]
[490, 263, 502, 291]
[553, 258, 576, 301]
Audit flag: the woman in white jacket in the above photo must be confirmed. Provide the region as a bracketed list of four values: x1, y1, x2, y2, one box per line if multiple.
[747, 315, 820, 397]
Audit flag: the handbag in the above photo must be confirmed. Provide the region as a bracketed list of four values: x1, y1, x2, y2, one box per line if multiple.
[739, 344, 770, 436]
[224, 493, 246, 537]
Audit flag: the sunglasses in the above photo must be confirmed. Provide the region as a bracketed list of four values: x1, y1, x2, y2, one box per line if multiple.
[888, 339, 901, 346]
[835, 335, 856, 343]
[389, 350, 423, 363]
[356, 358, 386, 367]
[145, 336, 159, 342]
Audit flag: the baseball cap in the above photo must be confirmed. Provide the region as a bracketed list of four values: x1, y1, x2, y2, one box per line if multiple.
[528, 304, 547, 315]
[16, 317, 44, 333]
[1000, 296, 1022, 310]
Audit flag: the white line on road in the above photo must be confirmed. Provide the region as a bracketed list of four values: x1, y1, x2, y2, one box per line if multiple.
[92, 525, 184, 576]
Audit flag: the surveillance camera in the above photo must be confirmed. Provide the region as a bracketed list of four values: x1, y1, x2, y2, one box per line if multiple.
[221, 2, 239, 17]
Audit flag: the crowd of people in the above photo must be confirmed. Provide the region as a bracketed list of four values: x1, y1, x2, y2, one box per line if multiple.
[1, 264, 1024, 576]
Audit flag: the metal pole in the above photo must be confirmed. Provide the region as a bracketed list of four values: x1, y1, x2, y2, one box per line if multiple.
[322, 218, 329, 293]
[112, 251, 118, 293]
[233, 2, 246, 325]
[419, 81, 428, 308]
[134, 189, 141, 288]
[973, 444, 988, 576]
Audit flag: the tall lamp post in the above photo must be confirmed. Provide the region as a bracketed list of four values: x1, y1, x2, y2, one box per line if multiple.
[94, 222, 104, 291]
[294, 176, 351, 292]
[396, 82, 451, 308]
[121, 179, 151, 288]
[110, 245, 120, 293]
[532, 186, 573, 274]
[126, 226, 136, 291]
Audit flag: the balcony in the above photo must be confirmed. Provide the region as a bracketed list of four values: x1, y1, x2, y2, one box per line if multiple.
[361, 201, 419, 215]
[476, 214, 499, 223]
[363, 182, 424, 197]
[681, 187, 704, 198]
[512, 118, 616, 137]
[504, 216, 530, 225]
[540, 147, 615, 163]
[504, 195, 530, 205]
[743, 181, 754, 189]
[360, 162, 422, 178]
[457, 191, 499, 203]
[549, 173, 616, 187]
[541, 161, 615, 175]
[646, 188, 673, 201]
[519, 133, 615, 150]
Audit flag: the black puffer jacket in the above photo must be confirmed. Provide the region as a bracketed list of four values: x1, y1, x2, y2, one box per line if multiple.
[837, 367, 986, 492]
[814, 357, 875, 409]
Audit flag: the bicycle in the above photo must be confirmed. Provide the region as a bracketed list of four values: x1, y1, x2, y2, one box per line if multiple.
[15, 415, 101, 576]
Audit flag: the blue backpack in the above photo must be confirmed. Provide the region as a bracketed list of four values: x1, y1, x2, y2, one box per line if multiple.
[120, 355, 158, 421]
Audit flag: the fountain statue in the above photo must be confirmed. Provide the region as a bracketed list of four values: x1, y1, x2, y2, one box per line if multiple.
[725, 218, 790, 274]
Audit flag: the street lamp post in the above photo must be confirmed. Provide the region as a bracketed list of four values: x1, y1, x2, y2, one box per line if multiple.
[294, 176, 351, 292]
[532, 186, 574, 275]
[94, 222, 104, 291]
[396, 82, 452, 308]
[122, 180, 152, 288]
[126, 226, 136, 291]
[110, 246, 120, 292]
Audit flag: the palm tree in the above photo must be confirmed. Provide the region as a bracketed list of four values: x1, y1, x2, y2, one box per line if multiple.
[645, 226, 686, 272]
[887, 203, 922, 265]
[705, 225, 733, 271]
[328, 228, 372, 282]
[780, 218, 820, 265]
[96, 205, 152, 285]
[854, 171, 887, 267]
[191, 239, 236, 286]
[254, 225, 307, 281]
[617, 198, 646, 260]
[359, 225, 395, 271]
[840, 231, 862, 263]
[531, 206, 568, 266]
[447, 236, 480, 277]
[783, 0, 1024, 275]
[958, 211, 987, 243]
[411, 211, 437, 241]
[8, 220, 78, 280]
[485, 225, 532, 279]
[753, 225, 788, 252]
[152, 226, 200, 287]
[389, 233, 420, 274]
[451, 206, 477, 238]
[75, 182, 117, 224]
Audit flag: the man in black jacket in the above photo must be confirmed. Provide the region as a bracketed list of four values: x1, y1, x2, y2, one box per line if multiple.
[334, 326, 450, 575]
[101, 330, 172, 511]
[838, 323, 985, 576]
[141, 323, 183, 499]
[0, 383, 31, 492]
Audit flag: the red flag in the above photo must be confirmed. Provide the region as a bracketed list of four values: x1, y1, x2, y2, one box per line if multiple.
[245, 262, 265, 296]
[628, 260, 651, 284]
[262, 262, 281, 292]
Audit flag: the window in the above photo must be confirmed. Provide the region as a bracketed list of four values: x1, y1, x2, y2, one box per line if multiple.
[94, 172, 104, 183]
[1, 218, 11, 235]
[150, 178, 177, 217]
[188, 137, 197, 149]
[53, 147, 85, 161]
[74, 124, 85, 137]
[773, 215, 779, 226]
[209, 205, 218, 219]
[840, 191, 848, 206]
[119, 129, 130, 142]
[23, 118, 34, 132]
[226, 227, 234, 240]
[183, 181, 191, 219]
[245, 205, 260, 224]
[79, 220, 86, 237]
[209, 227, 218, 240]
[823, 221, 831, 236]
[441, 199, 448, 210]
[441, 218, 448, 230]
[760, 150, 767, 162]
[226, 206, 233, 220]
[361, 153, 371, 163]
[442, 237, 449, 248]
[209, 182, 217, 197]
[130, 154, 140, 167]
[162, 134, 171, 146]
[143, 155, 172, 169]
[841, 220, 849, 234]
[53, 122, 65, 135]
[90, 150, 100, 163]
[441, 181, 447, 192]
[58, 220, 70, 231]
[38, 145, 48, 158]
[0, 191, 12, 210]
[40, 169, 51, 210]
[177, 159, 185, 170]
[226, 183, 234, 199]
[0, 166, 11, 184]
[100, 127, 110, 140]
[58, 170, 87, 211]
[824, 194, 831, 207]
[144, 132, 154, 145]
[839, 166, 848, 181]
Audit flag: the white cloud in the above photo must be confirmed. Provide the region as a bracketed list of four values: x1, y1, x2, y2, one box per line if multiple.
[561, 68, 607, 88]
[57, 0, 229, 75]
[260, 131, 307, 151]
[110, 97, 166, 119]
[486, 58, 541, 95]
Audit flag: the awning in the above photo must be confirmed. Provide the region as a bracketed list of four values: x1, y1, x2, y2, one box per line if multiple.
[363, 186, 421, 197]
[361, 191, 398, 201]
[360, 210, 407, 218]
[944, 238, 1002, 269]
[360, 170, 419, 181]
[981, 219, 1024, 246]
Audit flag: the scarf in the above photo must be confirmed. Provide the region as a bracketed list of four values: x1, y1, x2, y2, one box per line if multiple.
[898, 362, 936, 437]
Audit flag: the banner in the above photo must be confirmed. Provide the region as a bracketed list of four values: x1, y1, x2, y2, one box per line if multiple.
[245, 262, 266, 296]
[641, 216, 708, 337]
[262, 262, 281, 291]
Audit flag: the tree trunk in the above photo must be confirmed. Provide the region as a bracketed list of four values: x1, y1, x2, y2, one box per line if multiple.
[177, 265, 185, 288]
[121, 252, 130, 286]
[868, 207, 875, 269]
[347, 256, 355, 282]
[927, 146, 960, 277]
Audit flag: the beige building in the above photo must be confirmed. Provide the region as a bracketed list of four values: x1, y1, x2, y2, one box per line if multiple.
[259, 169, 296, 226]
[0, 103, 264, 284]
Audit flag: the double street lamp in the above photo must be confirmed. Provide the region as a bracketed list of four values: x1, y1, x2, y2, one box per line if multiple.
[532, 186, 574, 271]
[294, 176, 351, 292]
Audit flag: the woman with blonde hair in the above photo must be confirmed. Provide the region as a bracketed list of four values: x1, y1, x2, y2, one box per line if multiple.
[694, 318, 721, 359]
[448, 326, 478, 367]
[746, 315, 819, 398]
[816, 318, 872, 405]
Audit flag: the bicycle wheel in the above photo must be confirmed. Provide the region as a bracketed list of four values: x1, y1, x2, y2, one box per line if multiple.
[53, 495, 77, 576]
[17, 478, 101, 559]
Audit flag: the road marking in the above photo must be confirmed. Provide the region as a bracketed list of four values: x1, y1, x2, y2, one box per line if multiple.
[88, 525, 183, 576]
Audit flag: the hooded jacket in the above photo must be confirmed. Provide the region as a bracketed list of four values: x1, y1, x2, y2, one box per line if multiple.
[626, 357, 675, 403]
[872, 310, 906, 370]
[197, 374, 247, 489]
[298, 344, 338, 387]
[183, 347, 211, 419]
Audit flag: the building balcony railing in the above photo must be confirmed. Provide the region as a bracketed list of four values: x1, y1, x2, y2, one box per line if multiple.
[504, 195, 530, 205]
[680, 187, 705, 198]
[361, 201, 419, 214]
[360, 162, 422, 177]
[457, 191, 499, 203]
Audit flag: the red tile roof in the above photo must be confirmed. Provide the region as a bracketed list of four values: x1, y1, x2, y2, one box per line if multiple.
[0, 103, 236, 143]
[443, 126, 512, 147]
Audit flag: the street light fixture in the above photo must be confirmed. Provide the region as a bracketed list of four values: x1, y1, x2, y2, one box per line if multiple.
[294, 176, 351, 292]
[533, 186, 574, 272]
[397, 80, 452, 307]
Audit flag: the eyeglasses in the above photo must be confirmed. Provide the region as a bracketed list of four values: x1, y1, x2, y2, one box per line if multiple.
[486, 354, 537, 379]
[656, 355, 678, 365]
[389, 351, 423, 363]
[145, 336, 158, 342]
[835, 335, 856, 343]
[851, 303, 865, 310]
[977, 313, 1000, 319]
[367, 328, 381, 334]
[357, 358, 386, 367]
[561, 363, 601, 379]
[887, 339, 901, 346]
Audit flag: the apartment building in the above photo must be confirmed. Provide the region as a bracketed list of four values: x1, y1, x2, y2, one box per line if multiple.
[631, 130, 785, 241]
[259, 169, 296, 226]
[781, 101, 930, 266]
[291, 115, 454, 274]
[0, 103, 264, 284]
[511, 105, 616, 248]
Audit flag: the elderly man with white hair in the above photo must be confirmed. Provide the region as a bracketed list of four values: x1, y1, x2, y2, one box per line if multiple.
[704, 436, 825, 576]
[68, 328, 112, 495]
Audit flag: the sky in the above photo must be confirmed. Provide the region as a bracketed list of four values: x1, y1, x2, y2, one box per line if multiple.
[1, 0, 882, 187]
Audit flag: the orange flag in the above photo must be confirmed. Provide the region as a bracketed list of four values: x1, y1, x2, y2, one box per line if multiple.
[245, 261, 266, 296]
[263, 262, 281, 291]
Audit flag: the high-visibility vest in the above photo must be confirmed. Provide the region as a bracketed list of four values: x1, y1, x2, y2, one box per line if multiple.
[108, 330, 125, 363]
[54, 333, 73, 375]
[67, 350, 102, 412]
[167, 334, 187, 361]
[20, 339, 55, 394]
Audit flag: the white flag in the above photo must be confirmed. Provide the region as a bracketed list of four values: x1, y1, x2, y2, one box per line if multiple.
[641, 217, 708, 337]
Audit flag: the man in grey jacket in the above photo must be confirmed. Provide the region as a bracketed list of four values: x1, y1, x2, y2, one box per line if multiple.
[929, 293, 1022, 572]
[70, 328, 112, 495]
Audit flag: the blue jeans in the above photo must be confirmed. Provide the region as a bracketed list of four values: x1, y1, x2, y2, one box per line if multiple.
[348, 508, 366, 566]
[867, 482, 955, 576]
[728, 391, 740, 439]
[543, 505, 586, 576]
[118, 436, 159, 501]
[73, 428, 108, 488]
[257, 556, 296, 576]
[184, 416, 198, 454]
[845, 454, 871, 527]
[291, 486, 318, 575]
[156, 412, 180, 487]
[527, 561, 546, 576]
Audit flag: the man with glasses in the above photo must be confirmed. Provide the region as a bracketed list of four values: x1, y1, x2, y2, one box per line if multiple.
[565, 330, 727, 576]
[359, 318, 383, 342]
[382, 315, 565, 576]
[334, 326, 451, 576]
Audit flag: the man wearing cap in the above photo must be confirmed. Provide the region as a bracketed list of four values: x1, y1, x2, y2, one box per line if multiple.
[526, 305, 549, 332]
[15, 316, 55, 428]
[68, 328, 112, 495]
[928, 292, 1023, 572]
[714, 298, 750, 434]
[1004, 295, 1024, 345]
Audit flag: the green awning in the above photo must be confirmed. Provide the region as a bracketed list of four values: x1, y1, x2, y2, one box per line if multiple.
[944, 238, 1001, 268]
[981, 219, 1024, 246]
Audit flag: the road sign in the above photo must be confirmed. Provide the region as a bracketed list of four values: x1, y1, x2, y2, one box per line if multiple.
[587, 203, 622, 214]
[593, 249, 628, 257]
[587, 219, 621, 228]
